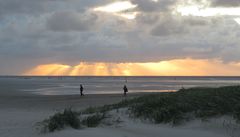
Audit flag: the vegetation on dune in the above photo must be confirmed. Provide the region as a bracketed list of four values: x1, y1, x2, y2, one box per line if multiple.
[130, 86, 240, 125]
[39, 108, 80, 132]
[39, 85, 240, 132]
[81, 113, 106, 127]
[81, 99, 134, 114]
[39, 109, 106, 132]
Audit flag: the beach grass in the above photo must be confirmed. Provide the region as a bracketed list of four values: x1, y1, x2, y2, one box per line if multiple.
[39, 109, 107, 132]
[39, 108, 80, 132]
[81, 113, 106, 127]
[129, 86, 240, 125]
[39, 85, 240, 132]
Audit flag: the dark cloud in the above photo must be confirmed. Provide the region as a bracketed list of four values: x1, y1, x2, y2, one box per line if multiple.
[151, 22, 186, 36]
[211, 0, 240, 7]
[150, 15, 187, 36]
[136, 13, 160, 25]
[0, 0, 110, 17]
[46, 11, 98, 32]
[0, 0, 62, 17]
[183, 17, 208, 26]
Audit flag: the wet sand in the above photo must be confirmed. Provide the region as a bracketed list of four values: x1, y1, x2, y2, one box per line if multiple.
[0, 93, 141, 110]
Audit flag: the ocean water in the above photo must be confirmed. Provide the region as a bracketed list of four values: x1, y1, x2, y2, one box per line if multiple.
[0, 76, 240, 95]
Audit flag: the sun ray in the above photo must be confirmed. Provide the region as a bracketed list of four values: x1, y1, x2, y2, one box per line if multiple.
[24, 59, 240, 76]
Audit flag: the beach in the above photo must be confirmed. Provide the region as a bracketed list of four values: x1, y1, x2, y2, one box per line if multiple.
[1, 0, 240, 136]
[0, 85, 235, 137]
[0, 92, 140, 136]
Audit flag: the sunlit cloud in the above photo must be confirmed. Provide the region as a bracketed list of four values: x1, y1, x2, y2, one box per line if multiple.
[176, 6, 240, 17]
[93, 1, 138, 19]
[234, 18, 240, 25]
[175, 3, 240, 24]
[116, 12, 139, 20]
[94, 1, 137, 13]
[23, 59, 240, 76]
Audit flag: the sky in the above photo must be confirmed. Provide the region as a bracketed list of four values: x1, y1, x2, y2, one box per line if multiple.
[0, 0, 240, 76]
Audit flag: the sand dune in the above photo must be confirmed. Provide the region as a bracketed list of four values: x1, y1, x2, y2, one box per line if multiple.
[0, 91, 236, 137]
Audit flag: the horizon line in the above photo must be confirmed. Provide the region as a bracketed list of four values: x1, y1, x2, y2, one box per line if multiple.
[1, 75, 240, 77]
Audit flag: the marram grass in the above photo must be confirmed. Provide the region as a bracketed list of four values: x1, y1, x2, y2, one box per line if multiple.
[39, 86, 240, 132]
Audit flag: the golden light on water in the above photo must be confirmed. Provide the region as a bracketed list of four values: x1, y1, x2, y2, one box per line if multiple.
[23, 59, 240, 76]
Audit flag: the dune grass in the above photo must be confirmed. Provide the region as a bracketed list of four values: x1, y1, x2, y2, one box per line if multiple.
[81, 113, 106, 127]
[39, 108, 80, 132]
[39, 85, 240, 132]
[129, 86, 240, 125]
[81, 99, 134, 114]
[39, 109, 106, 132]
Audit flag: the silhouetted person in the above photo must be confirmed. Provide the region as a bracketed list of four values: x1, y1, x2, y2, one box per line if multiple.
[80, 84, 84, 96]
[123, 85, 128, 96]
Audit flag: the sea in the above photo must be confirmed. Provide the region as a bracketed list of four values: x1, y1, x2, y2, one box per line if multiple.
[0, 76, 240, 95]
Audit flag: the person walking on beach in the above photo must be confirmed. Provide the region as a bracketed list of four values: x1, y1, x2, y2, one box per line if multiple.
[80, 84, 84, 96]
[123, 85, 128, 96]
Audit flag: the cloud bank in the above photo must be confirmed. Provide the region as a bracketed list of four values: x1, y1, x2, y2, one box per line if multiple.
[0, 0, 240, 75]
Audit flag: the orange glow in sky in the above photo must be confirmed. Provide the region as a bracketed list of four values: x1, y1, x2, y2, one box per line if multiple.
[23, 59, 240, 76]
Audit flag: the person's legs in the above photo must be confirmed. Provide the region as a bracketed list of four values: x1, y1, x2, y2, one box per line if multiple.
[81, 91, 84, 96]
